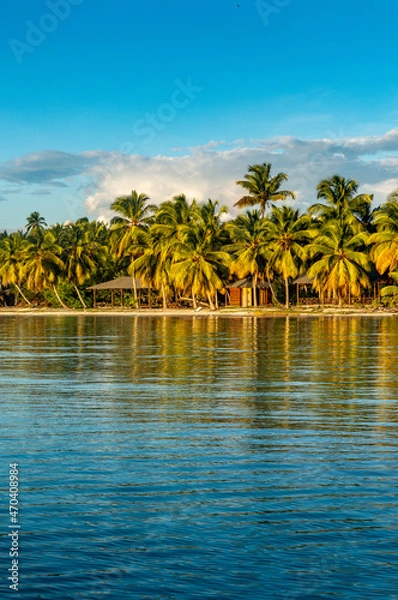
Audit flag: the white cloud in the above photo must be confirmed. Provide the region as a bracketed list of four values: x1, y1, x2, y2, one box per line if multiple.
[1, 129, 398, 221]
[84, 130, 398, 218]
[362, 179, 398, 203]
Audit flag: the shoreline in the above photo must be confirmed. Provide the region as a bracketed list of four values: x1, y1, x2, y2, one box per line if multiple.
[0, 307, 397, 317]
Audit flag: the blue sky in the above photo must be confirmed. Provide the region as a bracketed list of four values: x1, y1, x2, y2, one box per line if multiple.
[1, 0, 398, 228]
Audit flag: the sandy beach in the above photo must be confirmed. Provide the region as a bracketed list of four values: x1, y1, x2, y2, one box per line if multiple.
[0, 306, 396, 317]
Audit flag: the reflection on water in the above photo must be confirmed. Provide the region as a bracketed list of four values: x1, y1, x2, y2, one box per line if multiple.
[0, 315, 398, 599]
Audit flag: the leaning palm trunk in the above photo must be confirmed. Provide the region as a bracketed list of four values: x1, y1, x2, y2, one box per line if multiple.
[15, 284, 33, 307]
[131, 268, 138, 301]
[52, 284, 69, 309]
[206, 291, 216, 311]
[73, 283, 87, 308]
[266, 274, 282, 306]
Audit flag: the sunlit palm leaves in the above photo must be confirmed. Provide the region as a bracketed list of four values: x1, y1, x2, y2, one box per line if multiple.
[60, 222, 106, 307]
[308, 220, 371, 305]
[0, 232, 32, 305]
[235, 163, 296, 217]
[171, 233, 229, 310]
[227, 210, 270, 307]
[129, 228, 171, 309]
[368, 200, 398, 275]
[25, 211, 47, 235]
[0, 170, 395, 310]
[110, 190, 156, 298]
[169, 199, 229, 310]
[22, 231, 66, 307]
[311, 175, 372, 228]
[110, 190, 156, 259]
[267, 206, 312, 307]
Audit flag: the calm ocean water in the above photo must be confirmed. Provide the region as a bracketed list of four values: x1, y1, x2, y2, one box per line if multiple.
[1, 315, 398, 599]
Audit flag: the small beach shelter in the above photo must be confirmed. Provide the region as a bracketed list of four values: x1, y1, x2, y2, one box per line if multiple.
[292, 273, 314, 305]
[88, 276, 146, 308]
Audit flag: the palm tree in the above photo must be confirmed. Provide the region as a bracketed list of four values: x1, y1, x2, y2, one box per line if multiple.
[267, 206, 313, 308]
[368, 200, 398, 275]
[307, 219, 371, 306]
[311, 175, 372, 227]
[199, 199, 228, 236]
[152, 194, 196, 242]
[387, 189, 398, 203]
[227, 210, 270, 307]
[170, 218, 230, 310]
[60, 222, 106, 308]
[25, 212, 47, 234]
[0, 232, 32, 306]
[22, 231, 67, 308]
[110, 190, 156, 298]
[148, 195, 200, 307]
[110, 191, 156, 255]
[380, 272, 398, 301]
[129, 228, 171, 309]
[235, 163, 296, 217]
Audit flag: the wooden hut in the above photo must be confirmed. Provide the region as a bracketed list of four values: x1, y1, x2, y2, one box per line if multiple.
[88, 276, 147, 308]
[292, 273, 315, 305]
[228, 277, 271, 307]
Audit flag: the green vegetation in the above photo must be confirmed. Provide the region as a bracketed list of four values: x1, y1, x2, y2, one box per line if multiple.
[1, 164, 398, 309]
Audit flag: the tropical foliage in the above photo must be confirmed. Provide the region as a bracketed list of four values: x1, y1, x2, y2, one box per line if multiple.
[267, 206, 313, 308]
[0, 166, 396, 309]
[307, 220, 371, 306]
[227, 210, 270, 307]
[235, 163, 296, 217]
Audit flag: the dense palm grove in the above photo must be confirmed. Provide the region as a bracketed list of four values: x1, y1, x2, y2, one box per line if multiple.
[1, 163, 398, 309]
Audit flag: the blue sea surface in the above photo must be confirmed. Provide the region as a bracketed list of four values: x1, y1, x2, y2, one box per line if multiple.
[1, 315, 398, 599]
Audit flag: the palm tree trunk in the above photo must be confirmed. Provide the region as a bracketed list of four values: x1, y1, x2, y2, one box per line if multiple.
[266, 274, 282, 306]
[206, 291, 215, 310]
[161, 283, 167, 309]
[285, 277, 289, 309]
[73, 283, 87, 308]
[15, 284, 33, 307]
[192, 291, 197, 310]
[53, 284, 69, 309]
[253, 272, 258, 307]
[131, 267, 138, 300]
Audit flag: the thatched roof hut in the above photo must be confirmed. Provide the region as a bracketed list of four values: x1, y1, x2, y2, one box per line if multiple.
[292, 273, 315, 305]
[292, 273, 314, 285]
[88, 276, 145, 290]
[87, 277, 147, 307]
[230, 277, 271, 289]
